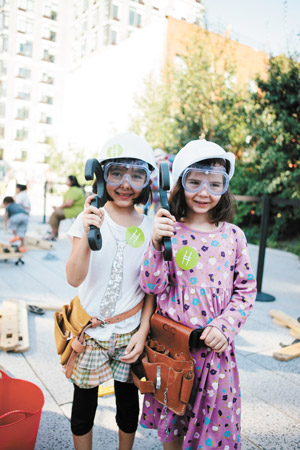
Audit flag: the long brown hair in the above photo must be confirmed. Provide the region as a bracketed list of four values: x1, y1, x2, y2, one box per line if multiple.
[169, 158, 235, 224]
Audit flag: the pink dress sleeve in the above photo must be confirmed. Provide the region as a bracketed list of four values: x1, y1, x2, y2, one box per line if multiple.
[139, 241, 170, 295]
[208, 229, 256, 343]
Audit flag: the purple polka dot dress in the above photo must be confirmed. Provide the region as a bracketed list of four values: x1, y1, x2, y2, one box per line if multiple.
[139, 222, 257, 449]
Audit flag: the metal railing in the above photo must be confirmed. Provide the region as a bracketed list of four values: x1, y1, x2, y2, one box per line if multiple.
[234, 195, 300, 302]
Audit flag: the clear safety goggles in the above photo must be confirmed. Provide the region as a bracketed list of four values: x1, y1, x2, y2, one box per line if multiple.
[182, 165, 230, 196]
[103, 161, 151, 190]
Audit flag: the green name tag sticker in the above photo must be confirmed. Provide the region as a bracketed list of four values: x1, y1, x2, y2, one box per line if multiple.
[126, 226, 145, 248]
[176, 246, 199, 270]
[107, 144, 123, 158]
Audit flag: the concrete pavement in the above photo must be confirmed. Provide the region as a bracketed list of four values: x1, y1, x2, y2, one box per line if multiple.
[0, 216, 300, 450]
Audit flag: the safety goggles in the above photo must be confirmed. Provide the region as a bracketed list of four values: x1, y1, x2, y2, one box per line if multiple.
[182, 165, 229, 196]
[103, 162, 151, 190]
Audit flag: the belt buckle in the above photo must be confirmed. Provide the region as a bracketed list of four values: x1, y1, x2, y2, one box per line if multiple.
[97, 316, 107, 327]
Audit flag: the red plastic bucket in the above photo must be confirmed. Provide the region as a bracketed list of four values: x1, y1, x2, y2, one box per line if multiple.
[0, 370, 45, 450]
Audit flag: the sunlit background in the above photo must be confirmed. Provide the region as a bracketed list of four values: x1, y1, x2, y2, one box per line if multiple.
[0, 0, 299, 214]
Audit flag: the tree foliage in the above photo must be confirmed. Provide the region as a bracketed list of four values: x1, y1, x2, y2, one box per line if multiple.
[233, 55, 300, 241]
[131, 32, 250, 157]
[131, 39, 300, 248]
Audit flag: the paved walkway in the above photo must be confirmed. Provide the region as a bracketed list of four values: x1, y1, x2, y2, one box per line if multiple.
[0, 216, 300, 450]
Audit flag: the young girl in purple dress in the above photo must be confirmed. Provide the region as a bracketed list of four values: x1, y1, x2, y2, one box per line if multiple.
[139, 139, 257, 450]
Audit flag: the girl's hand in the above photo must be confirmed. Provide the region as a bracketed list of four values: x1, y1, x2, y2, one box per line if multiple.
[200, 326, 228, 353]
[120, 330, 146, 364]
[152, 208, 176, 251]
[82, 195, 104, 234]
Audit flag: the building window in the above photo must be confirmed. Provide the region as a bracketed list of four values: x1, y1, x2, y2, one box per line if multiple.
[16, 107, 29, 120]
[15, 128, 28, 140]
[17, 67, 31, 79]
[42, 48, 55, 63]
[104, 26, 117, 45]
[40, 112, 52, 124]
[16, 87, 30, 100]
[0, 103, 5, 118]
[111, 4, 119, 20]
[83, 0, 89, 11]
[18, 0, 33, 11]
[0, 81, 6, 97]
[43, 3, 58, 20]
[41, 72, 54, 84]
[17, 38, 33, 57]
[0, 0, 9, 8]
[1, 34, 8, 53]
[21, 150, 28, 161]
[43, 25, 57, 42]
[129, 9, 142, 27]
[17, 17, 33, 34]
[0, 61, 7, 76]
[40, 94, 53, 104]
[14, 149, 28, 161]
[0, 127, 4, 139]
[0, 12, 9, 30]
[110, 29, 117, 44]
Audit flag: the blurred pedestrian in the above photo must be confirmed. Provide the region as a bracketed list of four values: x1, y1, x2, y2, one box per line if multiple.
[46, 175, 85, 241]
[1, 196, 29, 252]
[15, 183, 31, 214]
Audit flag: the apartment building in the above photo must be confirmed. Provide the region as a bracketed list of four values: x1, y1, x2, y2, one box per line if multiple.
[0, 0, 204, 184]
[0, 1, 70, 184]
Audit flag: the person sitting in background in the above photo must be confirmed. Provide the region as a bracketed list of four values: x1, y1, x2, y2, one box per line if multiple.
[46, 175, 85, 241]
[2, 196, 29, 252]
[15, 183, 31, 214]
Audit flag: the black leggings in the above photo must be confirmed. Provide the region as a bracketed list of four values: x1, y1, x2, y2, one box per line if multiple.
[71, 381, 139, 436]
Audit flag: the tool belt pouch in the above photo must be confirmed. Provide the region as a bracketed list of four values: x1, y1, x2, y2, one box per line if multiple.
[131, 313, 194, 416]
[54, 296, 91, 366]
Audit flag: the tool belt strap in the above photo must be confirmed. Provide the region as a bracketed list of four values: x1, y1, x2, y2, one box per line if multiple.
[65, 298, 144, 378]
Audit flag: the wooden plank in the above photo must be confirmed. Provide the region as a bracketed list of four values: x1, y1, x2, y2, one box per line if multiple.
[14, 300, 29, 352]
[269, 310, 300, 339]
[0, 299, 19, 351]
[273, 342, 300, 361]
[0, 299, 30, 352]
[26, 301, 64, 311]
[0, 243, 24, 261]
[25, 234, 54, 250]
[98, 385, 114, 397]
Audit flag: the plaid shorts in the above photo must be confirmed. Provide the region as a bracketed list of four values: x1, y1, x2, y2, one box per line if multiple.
[69, 328, 138, 389]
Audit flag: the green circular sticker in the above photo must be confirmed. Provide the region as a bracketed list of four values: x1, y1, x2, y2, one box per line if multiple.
[107, 144, 123, 158]
[126, 226, 145, 248]
[176, 246, 199, 270]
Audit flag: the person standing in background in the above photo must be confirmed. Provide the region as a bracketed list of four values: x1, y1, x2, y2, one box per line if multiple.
[15, 183, 31, 214]
[1, 196, 29, 252]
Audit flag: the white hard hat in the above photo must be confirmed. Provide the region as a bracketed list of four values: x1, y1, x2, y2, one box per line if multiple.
[99, 132, 156, 171]
[172, 139, 235, 184]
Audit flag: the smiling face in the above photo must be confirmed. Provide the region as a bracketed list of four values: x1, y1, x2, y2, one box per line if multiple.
[184, 183, 222, 218]
[183, 164, 226, 219]
[105, 177, 141, 207]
